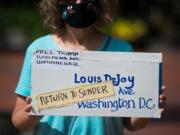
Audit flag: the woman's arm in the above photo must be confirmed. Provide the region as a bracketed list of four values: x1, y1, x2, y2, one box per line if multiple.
[123, 86, 166, 131]
[12, 95, 41, 132]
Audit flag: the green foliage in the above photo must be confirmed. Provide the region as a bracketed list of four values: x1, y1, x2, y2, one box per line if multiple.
[0, 7, 47, 42]
[0, 7, 148, 44]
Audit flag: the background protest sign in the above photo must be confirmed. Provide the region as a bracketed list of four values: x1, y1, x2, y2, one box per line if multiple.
[31, 50, 162, 118]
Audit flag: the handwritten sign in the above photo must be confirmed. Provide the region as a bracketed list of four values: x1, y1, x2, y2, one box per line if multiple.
[36, 81, 115, 111]
[32, 49, 80, 70]
[31, 50, 162, 118]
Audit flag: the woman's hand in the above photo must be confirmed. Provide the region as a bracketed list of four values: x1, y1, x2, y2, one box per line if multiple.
[159, 85, 167, 115]
[12, 95, 42, 132]
[123, 85, 167, 131]
[25, 97, 42, 120]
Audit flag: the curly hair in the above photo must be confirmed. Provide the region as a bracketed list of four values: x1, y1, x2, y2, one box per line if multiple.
[39, 0, 118, 34]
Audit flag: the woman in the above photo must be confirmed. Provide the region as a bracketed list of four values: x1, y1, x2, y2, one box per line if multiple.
[12, 0, 166, 135]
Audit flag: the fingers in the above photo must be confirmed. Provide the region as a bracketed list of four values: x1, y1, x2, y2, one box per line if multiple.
[162, 85, 166, 90]
[160, 95, 166, 101]
[25, 104, 32, 112]
[25, 104, 35, 119]
[160, 85, 166, 101]
[161, 85, 166, 94]
[159, 85, 167, 114]
[160, 108, 165, 115]
[25, 96, 41, 120]
[26, 97, 32, 104]
[25, 97, 32, 113]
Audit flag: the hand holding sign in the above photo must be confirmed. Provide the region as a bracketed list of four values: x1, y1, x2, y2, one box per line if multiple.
[159, 86, 166, 115]
[12, 96, 42, 131]
[123, 85, 167, 130]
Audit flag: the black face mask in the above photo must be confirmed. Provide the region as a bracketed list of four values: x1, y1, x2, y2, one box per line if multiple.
[60, 1, 98, 28]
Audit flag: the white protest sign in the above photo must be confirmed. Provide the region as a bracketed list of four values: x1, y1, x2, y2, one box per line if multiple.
[31, 49, 162, 118]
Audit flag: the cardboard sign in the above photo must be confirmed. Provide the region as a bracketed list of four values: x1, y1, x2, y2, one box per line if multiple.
[31, 49, 162, 118]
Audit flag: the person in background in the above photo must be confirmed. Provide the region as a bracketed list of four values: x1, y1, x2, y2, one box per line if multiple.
[12, 0, 166, 135]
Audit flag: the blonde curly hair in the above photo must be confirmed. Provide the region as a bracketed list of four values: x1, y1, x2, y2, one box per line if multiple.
[39, 0, 118, 34]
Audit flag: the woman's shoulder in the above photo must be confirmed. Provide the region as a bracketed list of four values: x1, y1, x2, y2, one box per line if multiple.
[26, 34, 55, 54]
[106, 36, 133, 52]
